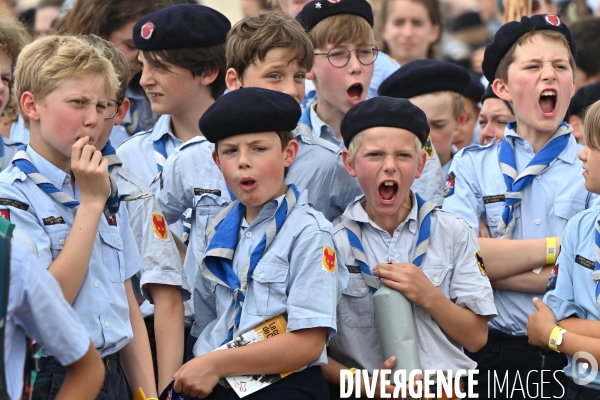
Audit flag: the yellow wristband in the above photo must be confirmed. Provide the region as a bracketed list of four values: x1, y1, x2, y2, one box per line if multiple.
[549, 325, 566, 352]
[345, 368, 357, 390]
[546, 237, 557, 265]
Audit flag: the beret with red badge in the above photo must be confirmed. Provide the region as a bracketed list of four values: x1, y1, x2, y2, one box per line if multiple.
[482, 14, 576, 83]
[133, 4, 231, 50]
[295, 0, 374, 32]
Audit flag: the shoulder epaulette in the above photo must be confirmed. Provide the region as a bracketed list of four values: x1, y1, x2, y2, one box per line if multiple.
[179, 135, 209, 151]
[456, 141, 497, 157]
[119, 127, 154, 146]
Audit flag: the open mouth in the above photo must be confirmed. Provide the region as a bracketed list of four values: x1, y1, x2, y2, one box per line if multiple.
[539, 90, 557, 116]
[379, 181, 398, 203]
[347, 84, 364, 102]
[240, 178, 257, 191]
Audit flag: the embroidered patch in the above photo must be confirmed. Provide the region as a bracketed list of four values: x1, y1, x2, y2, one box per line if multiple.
[194, 188, 222, 197]
[0, 209, 9, 221]
[544, 14, 561, 27]
[0, 198, 29, 211]
[444, 172, 455, 198]
[575, 254, 594, 270]
[105, 214, 117, 227]
[322, 246, 336, 273]
[546, 264, 558, 292]
[328, 0, 341, 3]
[424, 136, 434, 159]
[141, 22, 155, 40]
[476, 251, 486, 275]
[347, 265, 361, 274]
[42, 216, 65, 226]
[152, 213, 168, 240]
[483, 195, 506, 204]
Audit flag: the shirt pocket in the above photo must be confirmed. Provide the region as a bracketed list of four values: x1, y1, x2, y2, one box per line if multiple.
[339, 275, 375, 328]
[194, 193, 229, 250]
[421, 264, 453, 293]
[554, 198, 585, 223]
[48, 229, 70, 261]
[99, 230, 125, 283]
[245, 262, 288, 316]
[483, 202, 505, 237]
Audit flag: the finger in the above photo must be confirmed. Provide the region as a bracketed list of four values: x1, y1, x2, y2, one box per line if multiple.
[71, 137, 89, 163]
[79, 144, 96, 164]
[90, 149, 104, 167]
[173, 378, 183, 395]
[532, 297, 543, 310]
[382, 356, 396, 369]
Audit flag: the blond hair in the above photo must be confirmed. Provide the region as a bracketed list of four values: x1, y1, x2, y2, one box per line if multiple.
[584, 100, 600, 150]
[0, 13, 30, 121]
[309, 13, 375, 50]
[347, 130, 423, 164]
[495, 30, 575, 83]
[227, 11, 314, 78]
[15, 35, 119, 129]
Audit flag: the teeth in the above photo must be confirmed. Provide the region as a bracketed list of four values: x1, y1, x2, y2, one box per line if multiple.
[541, 90, 555, 97]
[383, 182, 395, 186]
[351, 96, 359, 100]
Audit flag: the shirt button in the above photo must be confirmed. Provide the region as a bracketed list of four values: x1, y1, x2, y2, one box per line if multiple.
[524, 144, 530, 150]
[245, 231, 252, 238]
[259, 272, 264, 279]
[492, 217, 497, 222]
[59, 238, 65, 245]
[94, 282, 99, 288]
[117, 239, 122, 246]
[535, 219, 541, 225]
[536, 175, 542, 180]
[104, 322, 110, 328]
[361, 287, 367, 293]
[433, 276, 440, 283]
[64, 176, 70, 183]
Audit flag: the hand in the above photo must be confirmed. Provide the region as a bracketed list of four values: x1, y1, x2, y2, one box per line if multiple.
[373, 261, 436, 305]
[71, 137, 109, 206]
[173, 353, 220, 398]
[526, 297, 557, 348]
[357, 356, 397, 399]
[479, 219, 491, 238]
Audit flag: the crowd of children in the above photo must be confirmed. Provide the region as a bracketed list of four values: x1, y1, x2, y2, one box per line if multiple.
[3, 0, 600, 399]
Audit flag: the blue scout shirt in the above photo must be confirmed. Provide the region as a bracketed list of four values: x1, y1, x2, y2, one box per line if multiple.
[6, 238, 91, 399]
[330, 193, 496, 372]
[1, 136, 21, 171]
[0, 146, 143, 356]
[544, 206, 600, 390]
[9, 115, 29, 144]
[193, 190, 338, 370]
[443, 124, 597, 335]
[117, 114, 184, 238]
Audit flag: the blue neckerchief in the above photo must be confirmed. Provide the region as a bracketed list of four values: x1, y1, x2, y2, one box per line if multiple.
[593, 214, 600, 306]
[497, 122, 570, 238]
[0, 135, 4, 172]
[301, 89, 317, 111]
[299, 103, 312, 130]
[121, 97, 141, 135]
[203, 185, 299, 344]
[342, 193, 437, 293]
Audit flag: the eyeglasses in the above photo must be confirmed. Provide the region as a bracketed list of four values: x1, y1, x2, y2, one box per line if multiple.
[314, 46, 379, 68]
[104, 99, 123, 120]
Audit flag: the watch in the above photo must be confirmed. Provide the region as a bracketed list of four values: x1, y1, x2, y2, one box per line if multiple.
[549, 326, 567, 352]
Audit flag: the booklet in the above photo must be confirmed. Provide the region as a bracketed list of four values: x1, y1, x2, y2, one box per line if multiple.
[215, 314, 294, 398]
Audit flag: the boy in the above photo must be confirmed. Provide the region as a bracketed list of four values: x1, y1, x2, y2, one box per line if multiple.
[443, 14, 592, 398]
[116, 4, 230, 241]
[6, 235, 105, 400]
[568, 81, 600, 144]
[478, 84, 514, 145]
[85, 34, 190, 393]
[378, 59, 470, 182]
[527, 99, 600, 399]
[324, 96, 495, 398]
[296, 0, 446, 206]
[570, 16, 600, 91]
[1, 35, 156, 398]
[453, 73, 485, 149]
[173, 87, 339, 399]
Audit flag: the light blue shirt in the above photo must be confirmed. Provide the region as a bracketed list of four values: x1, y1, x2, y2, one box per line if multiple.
[443, 126, 598, 335]
[9, 115, 29, 144]
[544, 205, 600, 389]
[6, 237, 91, 400]
[0, 146, 143, 356]
[193, 190, 338, 370]
[330, 194, 496, 373]
[109, 164, 190, 318]
[117, 114, 184, 237]
[1, 136, 22, 172]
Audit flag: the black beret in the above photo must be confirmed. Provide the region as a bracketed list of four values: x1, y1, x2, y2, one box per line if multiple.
[464, 72, 485, 103]
[480, 84, 499, 104]
[482, 14, 576, 83]
[133, 4, 231, 50]
[296, 0, 373, 32]
[378, 59, 471, 99]
[452, 11, 484, 32]
[569, 81, 600, 118]
[341, 96, 430, 148]
[200, 88, 301, 144]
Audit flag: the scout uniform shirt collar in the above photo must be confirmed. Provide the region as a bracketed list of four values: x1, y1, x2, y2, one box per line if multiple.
[26, 145, 71, 191]
[148, 114, 177, 143]
[343, 193, 419, 236]
[504, 122, 579, 164]
[308, 102, 344, 149]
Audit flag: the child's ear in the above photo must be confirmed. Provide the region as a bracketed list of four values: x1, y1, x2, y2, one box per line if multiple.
[113, 98, 131, 126]
[341, 149, 357, 177]
[199, 66, 219, 86]
[306, 69, 316, 81]
[225, 68, 242, 91]
[212, 149, 222, 169]
[456, 107, 467, 128]
[283, 138, 299, 167]
[415, 150, 427, 179]
[20, 91, 40, 122]
[492, 78, 512, 103]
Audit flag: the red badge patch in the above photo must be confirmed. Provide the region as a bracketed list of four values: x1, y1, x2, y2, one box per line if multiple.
[141, 22, 155, 40]
[152, 213, 168, 240]
[328, 0, 341, 3]
[322, 246, 336, 273]
[105, 214, 117, 227]
[0, 209, 9, 221]
[544, 14, 561, 27]
[444, 172, 455, 198]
